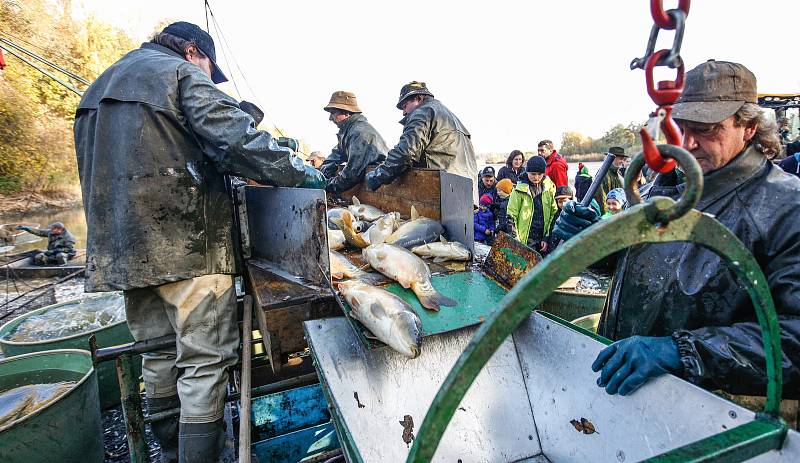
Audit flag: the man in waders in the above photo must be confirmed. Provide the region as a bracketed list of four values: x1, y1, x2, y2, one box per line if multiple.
[365, 81, 478, 199]
[74, 21, 323, 463]
[554, 60, 800, 402]
[16, 222, 76, 265]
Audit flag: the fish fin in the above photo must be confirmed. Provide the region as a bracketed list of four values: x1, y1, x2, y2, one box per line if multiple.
[342, 210, 354, 229]
[433, 257, 447, 263]
[356, 272, 387, 286]
[331, 270, 345, 279]
[352, 196, 361, 206]
[412, 282, 457, 311]
[369, 302, 387, 319]
[363, 330, 379, 340]
[411, 205, 419, 221]
[439, 236, 447, 243]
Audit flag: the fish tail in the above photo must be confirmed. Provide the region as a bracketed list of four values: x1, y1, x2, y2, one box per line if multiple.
[411, 281, 457, 311]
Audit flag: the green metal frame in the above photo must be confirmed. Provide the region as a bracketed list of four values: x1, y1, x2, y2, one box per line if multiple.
[407, 146, 788, 463]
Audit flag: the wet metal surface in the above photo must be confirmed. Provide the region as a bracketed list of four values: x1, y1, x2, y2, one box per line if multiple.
[482, 232, 542, 289]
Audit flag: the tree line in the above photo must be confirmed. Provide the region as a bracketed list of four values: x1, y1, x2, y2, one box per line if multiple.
[560, 122, 645, 160]
[0, 0, 136, 195]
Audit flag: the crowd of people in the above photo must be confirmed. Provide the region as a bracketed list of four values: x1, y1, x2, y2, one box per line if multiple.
[471, 144, 633, 255]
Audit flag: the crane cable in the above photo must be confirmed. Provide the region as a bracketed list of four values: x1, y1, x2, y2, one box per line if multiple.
[203, 0, 289, 139]
[0, 38, 84, 96]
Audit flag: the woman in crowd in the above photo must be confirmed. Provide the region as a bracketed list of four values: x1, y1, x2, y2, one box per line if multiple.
[507, 156, 557, 255]
[497, 150, 525, 184]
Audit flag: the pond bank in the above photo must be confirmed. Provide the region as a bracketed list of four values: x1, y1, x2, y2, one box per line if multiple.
[0, 191, 82, 218]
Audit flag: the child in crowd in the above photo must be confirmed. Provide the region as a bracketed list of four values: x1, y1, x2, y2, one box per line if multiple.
[547, 186, 573, 252]
[602, 188, 627, 218]
[494, 178, 514, 235]
[474, 193, 496, 244]
[507, 156, 557, 255]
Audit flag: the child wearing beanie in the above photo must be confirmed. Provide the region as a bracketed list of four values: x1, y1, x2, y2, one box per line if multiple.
[474, 193, 496, 244]
[494, 178, 514, 235]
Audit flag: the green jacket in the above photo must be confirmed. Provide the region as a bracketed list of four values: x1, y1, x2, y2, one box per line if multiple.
[506, 177, 557, 245]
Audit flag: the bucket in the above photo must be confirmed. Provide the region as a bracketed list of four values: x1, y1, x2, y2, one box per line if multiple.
[0, 349, 103, 463]
[0, 293, 140, 409]
[571, 313, 601, 333]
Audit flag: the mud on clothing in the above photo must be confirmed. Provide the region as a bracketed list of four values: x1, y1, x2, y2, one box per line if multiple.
[319, 113, 387, 193]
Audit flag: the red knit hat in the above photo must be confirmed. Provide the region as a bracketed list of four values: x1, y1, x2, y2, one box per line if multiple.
[479, 194, 493, 206]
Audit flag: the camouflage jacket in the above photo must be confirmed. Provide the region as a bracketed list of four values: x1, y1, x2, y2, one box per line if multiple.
[370, 98, 477, 188]
[26, 227, 77, 256]
[319, 114, 387, 193]
[75, 43, 304, 292]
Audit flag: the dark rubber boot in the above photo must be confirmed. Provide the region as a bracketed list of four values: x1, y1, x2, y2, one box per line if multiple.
[178, 419, 225, 463]
[147, 396, 180, 463]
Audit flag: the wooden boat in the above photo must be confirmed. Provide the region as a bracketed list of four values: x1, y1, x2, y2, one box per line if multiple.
[0, 250, 86, 279]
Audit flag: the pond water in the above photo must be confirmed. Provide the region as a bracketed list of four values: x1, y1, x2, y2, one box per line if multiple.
[1, 207, 87, 254]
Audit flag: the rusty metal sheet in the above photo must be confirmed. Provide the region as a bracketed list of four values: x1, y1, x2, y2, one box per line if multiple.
[338, 169, 442, 220]
[482, 232, 542, 288]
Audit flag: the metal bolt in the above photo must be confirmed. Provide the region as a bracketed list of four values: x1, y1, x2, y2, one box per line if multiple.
[617, 450, 626, 462]
[728, 410, 737, 419]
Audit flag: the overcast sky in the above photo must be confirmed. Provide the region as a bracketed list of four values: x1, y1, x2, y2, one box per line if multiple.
[73, 0, 800, 154]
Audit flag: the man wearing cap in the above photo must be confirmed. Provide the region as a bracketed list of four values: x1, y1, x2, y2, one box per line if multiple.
[16, 222, 76, 265]
[308, 151, 326, 169]
[538, 140, 569, 188]
[365, 81, 477, 198]
[319, 91, 388, 194]
[74, 21, 324, 463]
[478, 166, 497, 200]
[554, 60, 800, 401]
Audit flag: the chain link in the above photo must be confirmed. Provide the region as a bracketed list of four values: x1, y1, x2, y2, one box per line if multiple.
[633, 0, 691, 173]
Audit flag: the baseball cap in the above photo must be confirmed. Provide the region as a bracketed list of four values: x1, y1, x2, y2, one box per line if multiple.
[481, 166, 496, 177]
[672, 60, 757, 124]
[162, 21, 228, 84]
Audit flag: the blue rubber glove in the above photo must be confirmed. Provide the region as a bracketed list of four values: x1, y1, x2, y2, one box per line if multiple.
[591, 335, 681, 396]
[365, 171, 383, 191]
[552, 200, 600, 241]
[298, 165, 326, 189]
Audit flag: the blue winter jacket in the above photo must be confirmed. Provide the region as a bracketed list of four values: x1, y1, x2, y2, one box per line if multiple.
[474, 208, 495, 242]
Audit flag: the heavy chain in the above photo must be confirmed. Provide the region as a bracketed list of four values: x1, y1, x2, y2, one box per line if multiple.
[631, 0, 691, 173]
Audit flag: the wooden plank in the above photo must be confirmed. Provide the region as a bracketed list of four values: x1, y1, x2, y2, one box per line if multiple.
[339, 169, 442, 220]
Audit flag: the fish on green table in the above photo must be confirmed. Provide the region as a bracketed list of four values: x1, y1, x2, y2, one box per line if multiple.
[363, 243, 457, 311]
[348, 196, 385, 222]
[329, 250, 385, 285]
[411, 236, 472, 262]
[386, 205, 444, 249]
[337, 280, 422, 359]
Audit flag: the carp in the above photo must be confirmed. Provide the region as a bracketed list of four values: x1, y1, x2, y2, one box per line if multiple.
[337, 280, 422, 359]
[411, 236, 472, 262]
[328, 229, 345, 251]
[367, 212, 400, 246]
[327, 208, 346, 230]
[331, 210, 371, 248]
[0, 382, 76, 427]
[386, 205, 444, 249]
[349, 196, 385, 221]
[329, 250, 385, 285]
[363, 243, 457, 311]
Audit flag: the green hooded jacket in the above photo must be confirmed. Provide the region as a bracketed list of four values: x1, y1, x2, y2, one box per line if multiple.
[506, 177, 557, 245]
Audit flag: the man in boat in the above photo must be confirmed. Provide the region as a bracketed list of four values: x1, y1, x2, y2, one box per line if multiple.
[365, 81, 478, 199]
[554, 60, 800, 399]
[73, 21, 324, 463]
[16, 222, 76, 266]
[319, 91, 388, 194]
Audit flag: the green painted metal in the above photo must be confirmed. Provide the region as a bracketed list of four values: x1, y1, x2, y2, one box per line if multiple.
[407, 147, 786, 463]
[0, 293, 140, 409]
[646, 419, 787, 463]
[118, 354, 149, 463]
[541, 289, 605, 322]
[0, 349, 103, 463]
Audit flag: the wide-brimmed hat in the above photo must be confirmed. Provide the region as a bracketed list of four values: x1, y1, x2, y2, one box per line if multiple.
[672, 60, 757, 124]
[324, 91, 362, 113]
[396, 81, 434, 109]
[162, 21, 228, 84]
[608, 146, 628, 158]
